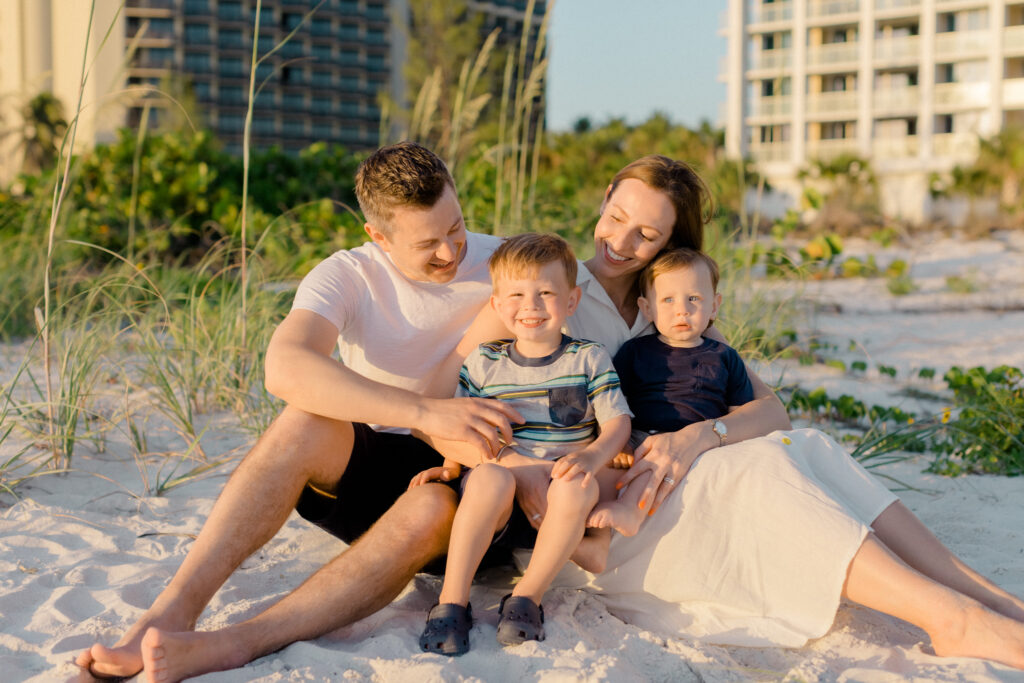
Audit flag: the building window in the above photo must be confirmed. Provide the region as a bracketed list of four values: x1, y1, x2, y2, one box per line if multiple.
[220, 57, 244, 77]
[185, 52, 211, 72]
[219, 29, 244, 48]
[935, 114, 954, 134]
[185, 23, 211, 42]
[218, 1, 243, 20]
[219, 85, 245, 104]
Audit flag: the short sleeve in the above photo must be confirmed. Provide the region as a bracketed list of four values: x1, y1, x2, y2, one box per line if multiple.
[291, 252, 364, 333]
[456, 348, 485, 398]
[585, 344, 633, 424]
[724, 346, 755, 407]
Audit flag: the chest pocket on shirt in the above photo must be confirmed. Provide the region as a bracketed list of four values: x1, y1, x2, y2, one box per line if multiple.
[548, 385, 588, 426]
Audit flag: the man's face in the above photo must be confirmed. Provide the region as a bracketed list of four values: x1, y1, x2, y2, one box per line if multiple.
[366, 185, 467, 284]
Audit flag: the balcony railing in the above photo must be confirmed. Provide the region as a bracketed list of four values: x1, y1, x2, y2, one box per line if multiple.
[750, 95, 793, 118]
[808, 0, 860, 18]
[749, 142, 792, 163]
[807, 42, 859, 68]
[933, 81, 991, 108]
[750, 1, 793, 24]
[807, 90, 859, 116]
[874, 0, 920, 12]
[934, 29, 990, 57]
[806, 138, 861, 159]
[874, 35, 920, 63]
[1006, 25, 1024, 53]
[873, 86, 919, 114]
[873, 136, 919, 159]
[932, 133, 979, 161]
[1003, 78, 1024, 108]
[750, 48, 792, 71]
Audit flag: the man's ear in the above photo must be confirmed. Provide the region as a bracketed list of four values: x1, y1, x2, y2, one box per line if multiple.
[566, 285, 582, 316]
[364, 223, 391, 251]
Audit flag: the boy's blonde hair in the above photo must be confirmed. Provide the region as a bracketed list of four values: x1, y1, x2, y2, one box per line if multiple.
[640, 248, 720, 296]
[488, 233, 578, 289]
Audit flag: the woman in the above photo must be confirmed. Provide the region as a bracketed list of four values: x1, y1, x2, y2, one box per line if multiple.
[515, 156, 1024, 667]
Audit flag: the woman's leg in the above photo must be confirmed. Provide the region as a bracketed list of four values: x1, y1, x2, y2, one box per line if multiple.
[872, 501, 1024, 622]
[513, 475, 599, 603]
[844, 533, 1024, 669]
[438, 464, 515, 606]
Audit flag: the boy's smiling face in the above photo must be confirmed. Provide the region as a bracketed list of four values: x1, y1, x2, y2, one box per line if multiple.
[490, 260, 581, 358]
[639, 261, 721, 348]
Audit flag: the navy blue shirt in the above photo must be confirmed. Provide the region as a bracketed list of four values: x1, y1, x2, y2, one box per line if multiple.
[613, 334, 754, 434]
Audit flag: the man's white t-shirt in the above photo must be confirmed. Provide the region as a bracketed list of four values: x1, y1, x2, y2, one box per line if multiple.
[291, 231, 502, 432]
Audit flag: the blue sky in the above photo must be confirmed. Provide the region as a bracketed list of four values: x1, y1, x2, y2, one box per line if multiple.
[545, 1, 726, 132]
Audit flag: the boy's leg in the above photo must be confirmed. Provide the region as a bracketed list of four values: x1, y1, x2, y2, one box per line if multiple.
[438, 464, 516, 606]
[513, 475, 599, 603]
[587, 468, 652, 537]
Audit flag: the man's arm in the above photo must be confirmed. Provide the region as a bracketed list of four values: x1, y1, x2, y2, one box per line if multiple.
[421, 302, 510, 399]
[265, 309, 519, 456]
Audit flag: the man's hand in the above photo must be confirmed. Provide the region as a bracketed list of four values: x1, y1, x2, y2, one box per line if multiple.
[616, 421, 716, 516]
[414, 397, 523, 462]
[408, 463, 461, 490]
[551, 448, 606, 487]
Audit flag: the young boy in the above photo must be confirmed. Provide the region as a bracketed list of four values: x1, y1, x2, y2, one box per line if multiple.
[588, 247, 755, 536]
[411, 233, 632, 656]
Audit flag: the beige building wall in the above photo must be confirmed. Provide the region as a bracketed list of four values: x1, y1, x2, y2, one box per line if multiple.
[0, 0, 125, 185]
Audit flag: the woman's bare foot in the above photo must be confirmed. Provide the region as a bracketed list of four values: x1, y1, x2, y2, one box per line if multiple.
[587, 500, 645, 537]
[140, 627, 249, 683]
[929, 602, 1024, 670]
[74, 604, 196, 680]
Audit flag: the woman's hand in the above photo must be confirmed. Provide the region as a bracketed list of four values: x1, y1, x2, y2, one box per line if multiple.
[616, 421, 716, 516]
[408, 463, 461, 490]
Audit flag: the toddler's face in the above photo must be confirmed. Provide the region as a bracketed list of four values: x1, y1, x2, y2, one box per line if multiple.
[639, 262, 721, 348]
[490, 261, 580, 355]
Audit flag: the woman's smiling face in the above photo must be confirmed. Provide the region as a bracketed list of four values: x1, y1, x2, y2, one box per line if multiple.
[590, 178, 676, 282]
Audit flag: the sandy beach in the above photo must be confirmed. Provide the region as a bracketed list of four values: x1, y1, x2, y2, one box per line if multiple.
[3, 232, 1024, 682]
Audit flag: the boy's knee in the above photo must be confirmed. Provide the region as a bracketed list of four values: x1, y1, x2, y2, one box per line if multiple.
[547, 475, 599, 509]
[464, 463, 516, 504]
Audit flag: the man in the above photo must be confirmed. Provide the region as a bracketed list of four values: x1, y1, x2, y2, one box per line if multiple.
[76, 142, 524, 682]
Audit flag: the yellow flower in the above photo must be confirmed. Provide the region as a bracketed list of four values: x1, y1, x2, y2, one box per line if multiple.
[907, 417, 915, 425]
[941, 408, 951, 424]
[782, 437, 792, 445]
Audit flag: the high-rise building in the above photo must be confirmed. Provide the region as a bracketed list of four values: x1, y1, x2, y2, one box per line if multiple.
[721, 0, 1024, 221]
[0, 0, 545, 183]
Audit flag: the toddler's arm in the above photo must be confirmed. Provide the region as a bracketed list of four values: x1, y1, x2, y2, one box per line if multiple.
[408, 459, 462, 490]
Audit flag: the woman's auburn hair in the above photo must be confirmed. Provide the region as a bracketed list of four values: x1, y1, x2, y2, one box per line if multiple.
[608, 155, 714, 252]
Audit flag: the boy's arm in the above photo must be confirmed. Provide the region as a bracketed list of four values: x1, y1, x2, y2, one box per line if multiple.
[264, 309, 519, 457]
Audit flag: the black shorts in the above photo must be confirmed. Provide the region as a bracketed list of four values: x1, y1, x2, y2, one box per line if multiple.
[294, 423, 533, 573]
[294, 423, 444, 544]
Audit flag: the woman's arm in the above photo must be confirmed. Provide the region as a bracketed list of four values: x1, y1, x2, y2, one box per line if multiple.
[618, 328, 790, 516]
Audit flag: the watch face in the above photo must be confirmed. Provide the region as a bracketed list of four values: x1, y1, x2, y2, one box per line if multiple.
[713, 421, 727, 436]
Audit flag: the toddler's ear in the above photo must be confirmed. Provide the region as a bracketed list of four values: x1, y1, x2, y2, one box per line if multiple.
[638, 295, 653, 321]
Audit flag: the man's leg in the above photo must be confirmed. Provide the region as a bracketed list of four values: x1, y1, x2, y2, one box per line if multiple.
[77, 406, 358, 679]
[872, 500, 1024, 622]
[138, 482, 457, 683]
[843, 533, 1024, 670]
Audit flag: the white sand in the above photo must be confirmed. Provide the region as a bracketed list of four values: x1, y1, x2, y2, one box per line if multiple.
[3, 233, 1024, 682]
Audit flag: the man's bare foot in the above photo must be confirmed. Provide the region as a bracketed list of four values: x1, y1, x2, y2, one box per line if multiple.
[75, 606, 195, 680]
[587, 500, 644, 537]
[929, 602, 1024, 670]
[141, 627, 249, 683]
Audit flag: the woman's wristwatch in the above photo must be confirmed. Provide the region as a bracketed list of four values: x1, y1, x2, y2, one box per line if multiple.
[711, 420, 727, 447]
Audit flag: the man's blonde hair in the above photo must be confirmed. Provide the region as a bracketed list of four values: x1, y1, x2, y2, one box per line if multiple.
[488, 233, 578, 289]
[640, 247, 720, 297]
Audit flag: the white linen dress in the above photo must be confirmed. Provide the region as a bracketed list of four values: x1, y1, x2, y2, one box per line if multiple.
[540, 264, 898, 647]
